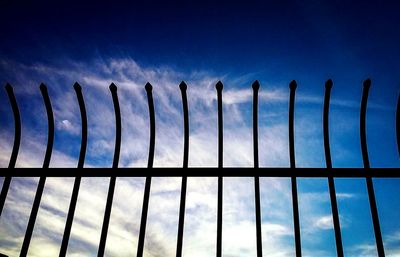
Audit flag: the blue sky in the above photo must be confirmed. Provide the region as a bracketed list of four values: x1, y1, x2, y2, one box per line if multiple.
[0, 1, 399, 256]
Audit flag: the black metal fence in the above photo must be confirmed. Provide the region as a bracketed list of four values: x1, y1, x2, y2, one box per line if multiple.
[0, 79, 399, 257]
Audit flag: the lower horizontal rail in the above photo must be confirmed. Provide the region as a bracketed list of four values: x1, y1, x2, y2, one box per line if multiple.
[0, 168, 398, 177]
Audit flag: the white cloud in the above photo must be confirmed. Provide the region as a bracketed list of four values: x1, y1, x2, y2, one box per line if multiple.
[0, 57, 395, 257]
[314, 215, 333, 230]
[336, 192, 356, 199]
[57, 119, 79, 135]
[0, 57, 372, 168]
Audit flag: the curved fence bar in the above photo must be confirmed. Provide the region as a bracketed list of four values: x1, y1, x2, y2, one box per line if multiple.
[0, 84, 21, 217]
[1, 78, 399, 257]
[215, 81, 223, 257]
[59, 82, 87, 257]
[361, 79, 385, 257]
[5, 83, 21, 168]
[40, 83, 55, 168]
[176, 81, 189, 257]
[75, 82, 88, 169]
[360, 79, 371, 168]
[110, 83, 121, 168]
[97, 83, 121, 257]
[20, 84, 55, 257]
[397, 94, 399, 156]
[289, 80, 301, 257]
[137, 82, 155, 257]
[252, 80, 263, 257]
[323, 80, 344, 257]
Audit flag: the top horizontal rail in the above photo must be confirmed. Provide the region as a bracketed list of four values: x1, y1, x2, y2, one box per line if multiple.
[0, 167, 398, 177]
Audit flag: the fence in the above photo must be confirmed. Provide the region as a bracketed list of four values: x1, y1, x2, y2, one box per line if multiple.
[0, 79, 399, 257]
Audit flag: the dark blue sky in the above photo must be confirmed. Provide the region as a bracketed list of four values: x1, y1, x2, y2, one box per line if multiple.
[1, 1, 400, 79]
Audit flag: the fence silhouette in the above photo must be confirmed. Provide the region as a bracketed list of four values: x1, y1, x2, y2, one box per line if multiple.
[0, 79, 399, 257]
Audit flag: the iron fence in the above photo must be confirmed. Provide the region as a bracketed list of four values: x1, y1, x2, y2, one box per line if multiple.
[0, 79, 399, 257]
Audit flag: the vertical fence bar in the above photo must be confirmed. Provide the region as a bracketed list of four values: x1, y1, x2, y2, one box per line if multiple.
[0, 84, 21, 217]
[289, 80, 302, 257]
[180, 82, 189, 168]
[137, 82, 155, 257]
[323, 79, 344, 257]
[397, 94, 399, 157]
[146, 82, 155, 168]
[252, 81, 263, 257]
[59, 82, 87, 257]
[20, 83, 55, 257]
[360, 79, 385, 257]
[323, 80, 333, 168]
[216, 81, 223, 168]
[97, 83, 121, 257]
[253, 81, 260, 168]
[288, 80, 297, 167]
[216, 81, 223, 257]
[176, 81, 189, 257]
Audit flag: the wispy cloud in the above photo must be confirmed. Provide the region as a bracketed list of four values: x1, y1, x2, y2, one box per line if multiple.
[0, 57, 398, 257]
[1, 56, 390, 168]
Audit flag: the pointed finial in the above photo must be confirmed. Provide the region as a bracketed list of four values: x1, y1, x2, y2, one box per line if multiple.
[39, 83, 47, 92]
[289, 80, 297, 90]
[73, 82, 81, 90]
[252, 80, 260, 91]
[179, 81, 187, 91]
[145, 82, 153, 92]
[216, 81, 223, 91]
[363, 78, 371, 89]
[5, 83, 12, 91]
[109, 82, 117, 92]
[325, 79, 333, 89]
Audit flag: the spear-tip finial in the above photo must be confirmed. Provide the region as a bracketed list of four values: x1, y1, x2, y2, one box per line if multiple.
[39, 83, 47, 92]
[5, 82, 12, 91]
[179, 81, 187, 91]
[73, 82, 81, 90]
[289, 80, 297, 90]
[363, 78, 371, 89]
[145, 82, 153, 92]
[325, 79, 333, 89]
[109, 82, 117, 92]
[252, 80, 260, 91]
[216, 81, 223, 91]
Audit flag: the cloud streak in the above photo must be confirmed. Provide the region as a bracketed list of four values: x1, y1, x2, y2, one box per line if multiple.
[0, 57, 398, 257]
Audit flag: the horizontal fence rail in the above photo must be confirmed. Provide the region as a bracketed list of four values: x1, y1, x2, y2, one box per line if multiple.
[0, 79, 399, 257]
[0, 167, 398, 177]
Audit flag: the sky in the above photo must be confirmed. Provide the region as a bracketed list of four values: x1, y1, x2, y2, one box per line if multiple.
[0, 0, 399, 256]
